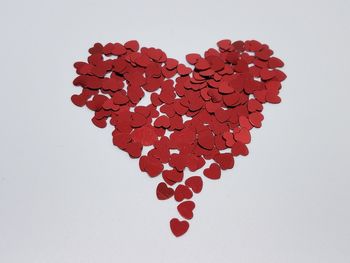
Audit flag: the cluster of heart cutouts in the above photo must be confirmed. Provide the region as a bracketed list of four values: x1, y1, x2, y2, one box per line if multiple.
[71, 39, 286, 237]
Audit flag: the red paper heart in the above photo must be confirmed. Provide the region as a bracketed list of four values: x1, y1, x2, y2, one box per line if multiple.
[156, 182, 174, 200]
[170, 218, 189, 237]
[177, 201, 195, 220]
[71, 39, 286, 237]
[203, 163, 221, 180]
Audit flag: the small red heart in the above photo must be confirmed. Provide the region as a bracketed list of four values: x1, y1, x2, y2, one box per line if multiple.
[268, 57, 284, 68]
[232, 141, 249, 157]
[223, 131, 235, 147]
[125, 142, 142, 158]
[124, 40, 139, 51]
[217, 39, 232, 50]
[248, 99, 263, 112]
[186, 53, 200, 64]
[177, 201, 195, 220]
[185, 176, 203, 194]
[154, 115, 170, 128]
[170, 218, 189, 237]
[91, 116, 107, 128]
[266, 91, 281, 104]
[239, 116, 253, 130]
[260, 68, 276, 80]
[249, 112, 264, 128]
[203, 163, 221, 180]
[71, 94, 87, 107]
[218, 81, 234, 94]
[156, 182, 174, 200]
[177, 64, 192, 75]
[195, 58, 210, 71]
[139, 155, 164, 177]
[233, 127, 251, 144]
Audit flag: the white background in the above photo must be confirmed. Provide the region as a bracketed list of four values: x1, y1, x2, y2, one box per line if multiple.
[1, 0, 350, 262]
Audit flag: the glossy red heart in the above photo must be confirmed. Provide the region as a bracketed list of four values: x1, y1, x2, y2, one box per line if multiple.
[170, 218, 189, 237]
[203, 163, 221, 180]
[156, 182, 174, 200]
[71, 39, 286, 237]
[177, 201, 195, 220]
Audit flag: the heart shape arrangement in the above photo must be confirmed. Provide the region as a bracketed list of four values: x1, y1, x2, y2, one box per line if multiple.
[71, 39, 286, 237]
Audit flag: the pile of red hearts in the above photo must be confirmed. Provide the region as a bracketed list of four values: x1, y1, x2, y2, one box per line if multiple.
[71, 39, 286, 237]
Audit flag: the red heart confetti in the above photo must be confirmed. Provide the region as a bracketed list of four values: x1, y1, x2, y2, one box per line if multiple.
[170, 218, 189, 237]
[156, 182, 174, 200]
[203, 163, 221, 180]
[71, 39, 286, 237]
[177, 201, 195, 220]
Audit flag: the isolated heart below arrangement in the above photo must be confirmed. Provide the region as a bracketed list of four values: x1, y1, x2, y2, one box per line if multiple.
[71, 39, 286, 237]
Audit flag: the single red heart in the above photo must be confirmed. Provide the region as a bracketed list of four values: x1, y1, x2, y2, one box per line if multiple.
[170, 218, 189, 237]
[203, 163, 221, 180]
[156, 182, 174, 200]
[177, 201, 195, 220]
[234, 127, 251, 144]
[71, 39, 286, 237]
[249, 112, 264, 128]
[239, 115, 253, 130]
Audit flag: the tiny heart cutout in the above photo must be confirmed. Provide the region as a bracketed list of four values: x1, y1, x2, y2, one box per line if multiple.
[177, 201, 196, 220]
[71, 39, 286, 237]
[203, 163, 221, 180]
[156, 182, 174, 200]
[170, 218, 189, 237]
